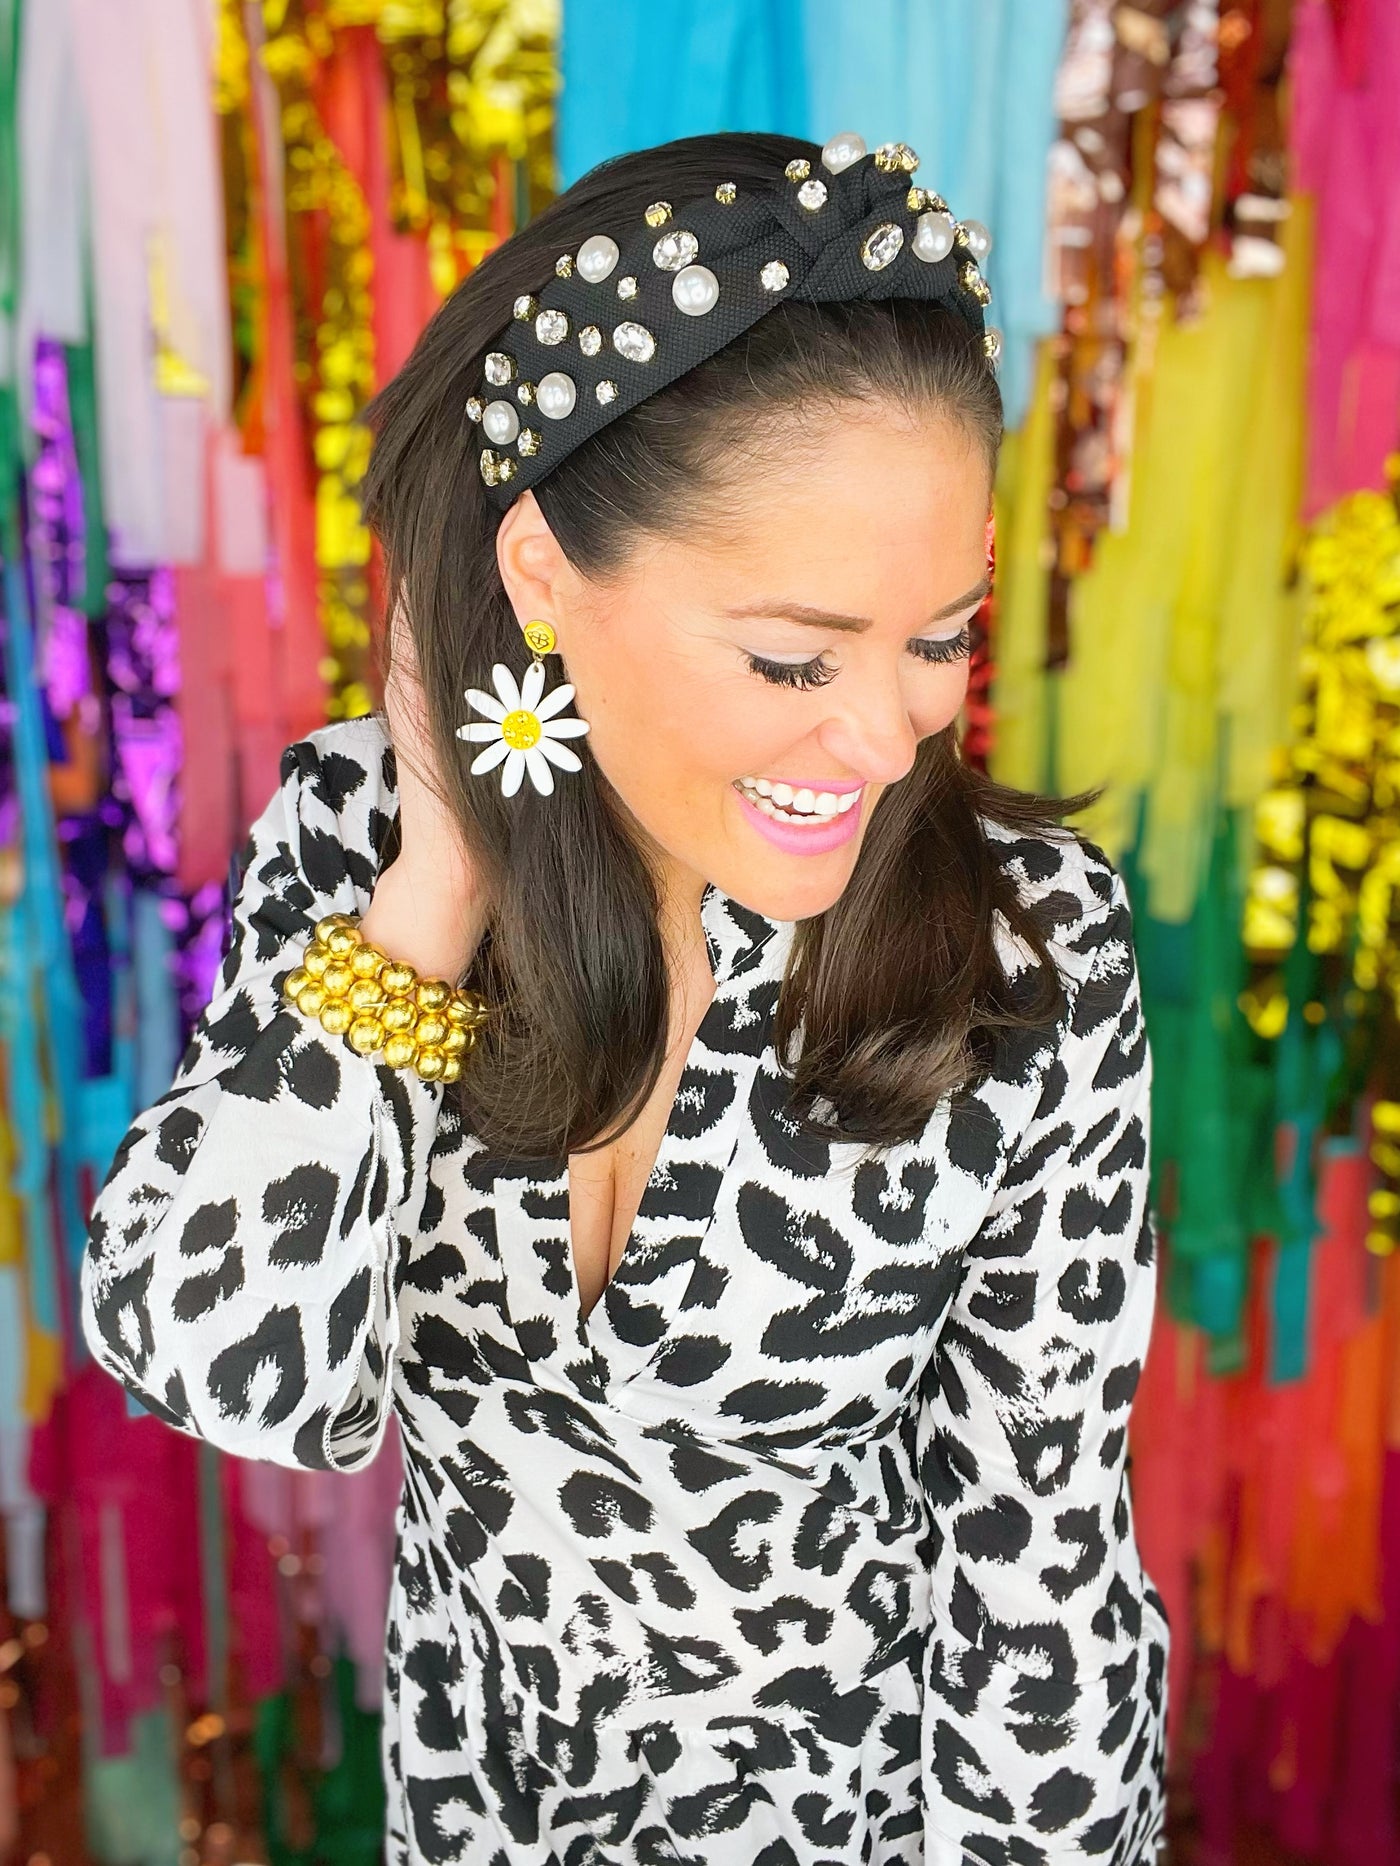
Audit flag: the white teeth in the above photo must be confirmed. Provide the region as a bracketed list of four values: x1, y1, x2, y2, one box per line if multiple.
[734, 777, 863, 824]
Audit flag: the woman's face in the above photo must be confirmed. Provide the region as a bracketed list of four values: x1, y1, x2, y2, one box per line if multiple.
[496, 405, 991, 933]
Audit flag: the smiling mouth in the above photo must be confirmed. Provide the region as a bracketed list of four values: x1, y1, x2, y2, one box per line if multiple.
[733, 776, 863, 823]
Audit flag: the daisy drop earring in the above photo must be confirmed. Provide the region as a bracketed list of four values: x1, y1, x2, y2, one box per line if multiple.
[456, 619, 591, 798]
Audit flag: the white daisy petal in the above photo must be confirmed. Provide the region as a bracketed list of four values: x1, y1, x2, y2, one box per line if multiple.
[535, 681, 577, 721]
[470, 737, 512, 775]
[520, 660, 546, 712]
[465, 686, 507, 722]
[524, 748, 555, 795]
[540, 715, 591, 739]
[500, 748, 527, 798]
[536, 736, 583, 773]
[491, 663, 522, 711]
[458, 721, 504, 743]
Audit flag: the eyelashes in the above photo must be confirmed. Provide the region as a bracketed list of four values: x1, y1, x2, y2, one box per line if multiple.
[745, 623, 976, 691]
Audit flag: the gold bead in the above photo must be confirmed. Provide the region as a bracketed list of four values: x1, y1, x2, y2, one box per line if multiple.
[415, 1046, 447, 1081]
[382, 961, 418, 995]
[441, 1056, 464, 1083]
[443, 1025, 469, 1056]
[285, 967, 311, 998]
[325, 925, 360, 957]
[303, 944, 331, 977]
[383, 1032, 419, 1069]
[348, 1015, 387, 1054]
[350, 944, 385, 977]
[416, 979, 451, 1012]
[445, 996, 471, 1025]
[415, 1013, 449, 1047]
[350, 977, 387, 1013]
[295, 983, 327, 1016]
[322, 959, 355, 996]
[315, 913, 354, 942]
[320, 1000, 354, 1036]
[383, 997, 418, 1032]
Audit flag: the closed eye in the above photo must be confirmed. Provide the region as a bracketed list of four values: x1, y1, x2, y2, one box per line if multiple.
[745, 618, 980, 690]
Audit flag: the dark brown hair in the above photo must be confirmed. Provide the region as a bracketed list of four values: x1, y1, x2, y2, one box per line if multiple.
[361, 130, 1101, 1159]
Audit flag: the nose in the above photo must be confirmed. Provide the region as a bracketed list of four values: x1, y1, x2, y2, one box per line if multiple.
[817, 673, 921, 787]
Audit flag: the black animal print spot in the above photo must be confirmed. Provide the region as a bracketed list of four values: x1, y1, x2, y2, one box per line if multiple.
[262, 1162, 340, 1266]
[207, 1304, 307, 1427]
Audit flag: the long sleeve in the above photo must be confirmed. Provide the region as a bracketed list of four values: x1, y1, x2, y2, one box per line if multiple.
[916, 867, 1169, 1865]
[79, 715, 442, 1473]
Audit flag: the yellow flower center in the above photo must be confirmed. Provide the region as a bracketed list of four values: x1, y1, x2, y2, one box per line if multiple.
[501, 708, 541, 750]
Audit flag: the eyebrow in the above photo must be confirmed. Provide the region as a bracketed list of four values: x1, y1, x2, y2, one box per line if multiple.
[721, 576, 992, 633]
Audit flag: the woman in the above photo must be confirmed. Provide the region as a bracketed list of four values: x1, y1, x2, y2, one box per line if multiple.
[81, 131, 1169, 1864]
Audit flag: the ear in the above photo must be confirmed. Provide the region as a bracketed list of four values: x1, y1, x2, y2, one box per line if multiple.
[495, 490, 573, 629]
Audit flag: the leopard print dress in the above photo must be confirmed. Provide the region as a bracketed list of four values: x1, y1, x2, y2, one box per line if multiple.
[81, 712, 1169, 1865]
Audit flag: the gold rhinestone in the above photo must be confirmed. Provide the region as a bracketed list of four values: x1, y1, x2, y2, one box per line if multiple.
[644, 200, 673, 227]
[512, 294, 538, 320]
[518, 428, 541, 457]
[616, 276, 638, 299]
[383, 1032, 418, 1069]
[517, 381, 536, 405]
[348, 1015, 387, 1054]
[715, 181, 737, 204]
[497, 456, 518, 481]
[954, 223, 971, 247]
[465, 395, 484, 423]
[555, 254, 574, 277]
[479, 449, 500, 487]
[319, 1000, 354, 1036]
[874, 141, 919, 173]
[523, 619, 557, 655]
[785, 158, 811, 182]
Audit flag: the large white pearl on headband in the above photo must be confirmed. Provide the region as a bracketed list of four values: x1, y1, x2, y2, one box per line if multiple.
[821, 131, 867, 173]
[961, 218, 994, 263]
[672, 263, 720, 316]
[912, 210, 956, 263]
[576, 234, 620, 283]
[482, 399, 520, 444]
[536, 372, 577, 419]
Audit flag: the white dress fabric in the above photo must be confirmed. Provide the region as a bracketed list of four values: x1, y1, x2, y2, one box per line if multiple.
[81, 712, 1170, 1865]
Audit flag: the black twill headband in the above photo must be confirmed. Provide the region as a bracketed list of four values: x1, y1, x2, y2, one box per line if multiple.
[466, 131, 998, 510]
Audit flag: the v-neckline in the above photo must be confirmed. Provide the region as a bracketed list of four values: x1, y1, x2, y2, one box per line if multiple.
[491, 880, 792, 1394]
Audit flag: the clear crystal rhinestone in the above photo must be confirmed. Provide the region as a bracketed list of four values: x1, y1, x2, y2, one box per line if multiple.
[874, 142, 919, 173]
[861, 222, 904, 271]
[535, 308, 569, 345]
[612, 321, 656, 363]
[518, 428, 541, 456]
[785, 158, 811, 181]
[578, 325, 602, 356]
[797, 179, 828, 211]
[653, 229, 699, 271]
[516, 381, 536, 404]
[616, 276, 638, 300]
[484, 352, 514, 386]
[512, 294, 537, 320]
[760, 260, 789, 292]
[497, 456, 518, 482]
[982, 327, 1003, 363]
[555, 254, 574, 277]
[959, 261, 992, 305]
[596, 379, 619, 405]
[465, 396, 484, 422]
[715, 181, 737, 204]
[479, 448, 499, 486]
[644, 200, 672, 227]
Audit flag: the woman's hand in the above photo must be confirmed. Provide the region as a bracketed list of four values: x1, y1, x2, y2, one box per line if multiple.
[360, 605, 488, 982]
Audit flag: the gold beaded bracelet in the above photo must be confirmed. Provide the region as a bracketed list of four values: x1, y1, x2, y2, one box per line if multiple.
[281, 913, 489, 1084]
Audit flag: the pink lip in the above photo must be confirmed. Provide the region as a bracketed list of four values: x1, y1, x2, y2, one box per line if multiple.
[733, 784, 865, 855]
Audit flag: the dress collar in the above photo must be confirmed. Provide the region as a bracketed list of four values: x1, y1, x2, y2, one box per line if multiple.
[699, 881, 791, 985]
